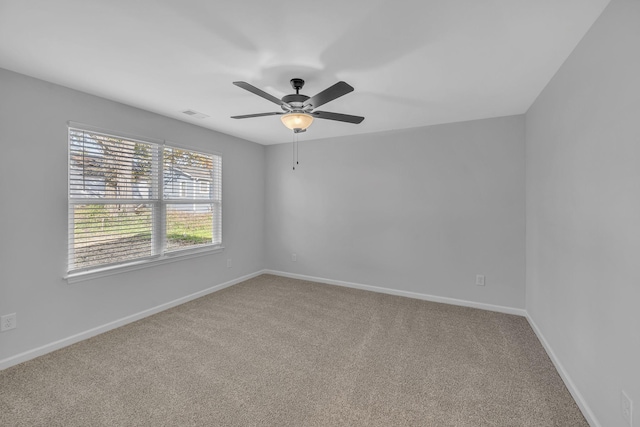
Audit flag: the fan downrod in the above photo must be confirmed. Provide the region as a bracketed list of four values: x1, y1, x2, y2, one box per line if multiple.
[290, 78, 305, 94]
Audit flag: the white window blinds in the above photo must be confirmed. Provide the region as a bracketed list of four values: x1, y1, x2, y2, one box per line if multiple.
[68, 127, 222, 273]
[163, 146, 222, 252]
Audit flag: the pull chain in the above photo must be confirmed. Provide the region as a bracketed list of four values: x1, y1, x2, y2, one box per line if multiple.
[292, 132, 300, 170]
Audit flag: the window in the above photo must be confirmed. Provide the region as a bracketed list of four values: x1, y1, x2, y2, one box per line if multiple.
[68, 127, 222, 274]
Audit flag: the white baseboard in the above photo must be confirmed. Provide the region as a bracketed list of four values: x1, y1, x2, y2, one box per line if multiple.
[0, 270, 265, 371]
[525, 314, 601, 427]
[263, 269, 527, 317]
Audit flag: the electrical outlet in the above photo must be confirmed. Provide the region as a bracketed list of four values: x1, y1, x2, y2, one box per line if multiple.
[227, 258, 232, 268]
[1, 313, 17, 332]
[622, 390, 633, 426]
[475, 275, 485, 286]
[292, 253, 297, 262]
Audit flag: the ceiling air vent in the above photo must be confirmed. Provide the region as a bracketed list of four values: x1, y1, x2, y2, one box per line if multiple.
[182, 110, 209, 119]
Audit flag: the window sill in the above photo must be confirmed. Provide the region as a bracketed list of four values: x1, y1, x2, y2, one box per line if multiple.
[65, 245, 225, 284]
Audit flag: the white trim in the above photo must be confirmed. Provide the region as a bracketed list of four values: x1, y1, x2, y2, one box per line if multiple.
[263, 270, 527, 316]
[525, 314, 601, 427]
[0, 270, 264, 371]
[66, 245, 225, 284]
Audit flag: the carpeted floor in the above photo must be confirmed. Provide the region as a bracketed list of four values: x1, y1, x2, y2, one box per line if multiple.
[0, 274, 586, 426]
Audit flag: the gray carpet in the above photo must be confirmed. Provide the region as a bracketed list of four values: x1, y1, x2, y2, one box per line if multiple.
[0, 274, 586, 426]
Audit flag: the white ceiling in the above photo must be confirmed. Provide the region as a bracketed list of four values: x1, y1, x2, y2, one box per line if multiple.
[0, 0, 610, 145]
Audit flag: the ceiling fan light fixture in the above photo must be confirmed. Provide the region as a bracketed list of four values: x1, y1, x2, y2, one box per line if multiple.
[281, 112, 314, 131]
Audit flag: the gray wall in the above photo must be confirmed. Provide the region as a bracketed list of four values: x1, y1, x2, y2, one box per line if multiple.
[265, 116, 526, 309]
[0, 68, 265, 361]
[526, 0, 640, 425]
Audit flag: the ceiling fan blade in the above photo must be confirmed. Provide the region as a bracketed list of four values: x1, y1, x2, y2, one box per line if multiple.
[231, 112, 284, 119]
[303, 81, 354, 109]
[233, 81, 290, 108]
[311, 111, 365, 124]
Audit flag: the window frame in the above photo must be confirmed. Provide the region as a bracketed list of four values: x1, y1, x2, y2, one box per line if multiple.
[66, 122, 223, 283]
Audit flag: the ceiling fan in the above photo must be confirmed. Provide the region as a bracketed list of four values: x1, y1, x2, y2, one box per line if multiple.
[231, 78, 364, 133]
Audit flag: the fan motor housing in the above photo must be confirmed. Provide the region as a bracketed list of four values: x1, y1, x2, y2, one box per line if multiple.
[282, 93, 310, 108]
